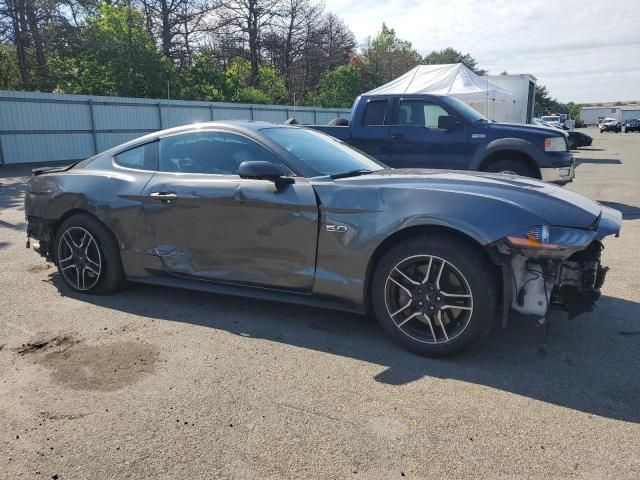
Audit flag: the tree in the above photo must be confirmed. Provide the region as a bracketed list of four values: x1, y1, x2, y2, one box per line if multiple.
[0, 43, 21, 89]
[178, 54, 227, 100]
[0, 0, 68, 89]
[310, 64, 361, 108]
[565, 101, 581, 121]
[534, 84, 567, 115]
[139, 0, 215, 69]
[362, 23, 420, 83]
[54, 4, 174, 98]
[225, 56, 286, 103]
[262, 0, 321, 99]
[422, 47, 486, 75]
[294, 12, 355, 101]
[216, 0, 282, 87]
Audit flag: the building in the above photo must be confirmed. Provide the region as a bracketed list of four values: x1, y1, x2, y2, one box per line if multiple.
[580, 105, 640, 125]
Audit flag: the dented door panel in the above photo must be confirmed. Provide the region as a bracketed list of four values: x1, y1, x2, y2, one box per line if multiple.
[141, 173, 319, 291]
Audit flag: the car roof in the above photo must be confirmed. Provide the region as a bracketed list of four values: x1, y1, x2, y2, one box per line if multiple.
[103, 120, 291, 155]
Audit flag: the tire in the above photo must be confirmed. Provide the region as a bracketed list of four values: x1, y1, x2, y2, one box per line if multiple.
[370, 233, 498, 356]
[54, 213, 126, 294]
[483, 159, 537, 178]
[327, 117, 349, 126]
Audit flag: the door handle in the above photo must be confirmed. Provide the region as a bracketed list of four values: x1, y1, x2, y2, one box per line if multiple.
[149, 192, 178, 202]
[391, 133, 404, 141]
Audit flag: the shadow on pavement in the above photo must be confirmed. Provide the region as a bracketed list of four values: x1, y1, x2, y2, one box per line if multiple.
[575, 158, 622, 166]
[598, 201, 640, 219]
[47, 273, 640, 424]
[0, 179, 26, 211]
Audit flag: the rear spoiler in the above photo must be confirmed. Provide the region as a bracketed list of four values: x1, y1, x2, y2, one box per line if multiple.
[32, 162, 79, 176]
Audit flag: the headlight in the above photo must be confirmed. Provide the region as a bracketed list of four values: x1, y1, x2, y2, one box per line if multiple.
[507, 225, 555, 249]
[544, 137, 567, 152]
[505, 225, 597, 257]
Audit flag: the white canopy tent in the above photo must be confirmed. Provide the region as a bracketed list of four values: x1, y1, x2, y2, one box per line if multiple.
[365, 63, 514, 103]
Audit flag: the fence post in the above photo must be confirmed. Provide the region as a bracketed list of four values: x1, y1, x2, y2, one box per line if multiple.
[88, 99, 98, 154]
[157, 102, 164, 129]
[0, 135, 5, 166]
[249, 106, 254, 120]
[210, 103, 215, 121]
[285, 107, 289, 119]
[313, 109, 317, 124]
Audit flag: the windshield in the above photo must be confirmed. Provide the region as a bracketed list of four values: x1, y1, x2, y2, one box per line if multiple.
[542, 116, 560, 122]
[440, 96, 486, 123]
[262, 127, 385, 177]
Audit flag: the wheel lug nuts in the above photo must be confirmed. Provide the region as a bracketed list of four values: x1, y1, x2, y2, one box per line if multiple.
[418, 301, 423, 306]
[429, 306, 435, 311]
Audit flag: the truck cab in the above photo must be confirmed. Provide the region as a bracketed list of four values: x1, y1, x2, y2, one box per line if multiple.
[311, 94, 575, 184]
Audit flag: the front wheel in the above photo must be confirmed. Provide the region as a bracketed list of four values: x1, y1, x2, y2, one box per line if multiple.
[371, 234, 498, 356]
[54, 214, 126, 294]
[483, 159, 537, 178]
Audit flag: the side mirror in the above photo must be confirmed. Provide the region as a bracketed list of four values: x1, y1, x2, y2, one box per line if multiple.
[438, 115, 463, 130]
[238, 161, 294, 184]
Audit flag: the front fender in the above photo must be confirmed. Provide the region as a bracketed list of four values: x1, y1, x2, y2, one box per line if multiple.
[312, 185, 546, 311]
[469, 137, 545, 171]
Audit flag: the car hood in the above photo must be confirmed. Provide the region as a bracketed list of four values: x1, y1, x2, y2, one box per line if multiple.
[324, 169, 603, 229]
[488, 122, 568, 138]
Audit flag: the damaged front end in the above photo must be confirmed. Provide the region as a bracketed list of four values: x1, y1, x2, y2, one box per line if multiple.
[493, 206, 622, 324]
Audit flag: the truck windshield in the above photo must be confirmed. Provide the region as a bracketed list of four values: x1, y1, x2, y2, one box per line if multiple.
[262, 127, 385, 177]
[440, 96, 486, 123]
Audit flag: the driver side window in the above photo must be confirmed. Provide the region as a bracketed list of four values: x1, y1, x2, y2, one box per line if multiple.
[159, 131, 282, 175]
[397, 100, 449, 128]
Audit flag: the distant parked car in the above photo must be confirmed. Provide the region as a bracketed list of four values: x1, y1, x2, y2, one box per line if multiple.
[540, 115, 561, 127]
[598, 118, 617, 127]
[567, 130, 593, 149]
[534, 119, 592, 149]
[600, 119, 621, 133]
[623, 119, 640, 133]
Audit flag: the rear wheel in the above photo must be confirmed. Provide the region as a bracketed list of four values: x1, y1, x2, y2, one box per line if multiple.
[483, 159, 537, 178]
[54, 214, 126, 294]
[371, 234, 498, 356]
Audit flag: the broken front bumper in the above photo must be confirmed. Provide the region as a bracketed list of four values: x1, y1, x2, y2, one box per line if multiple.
[495, 206, 622, 324]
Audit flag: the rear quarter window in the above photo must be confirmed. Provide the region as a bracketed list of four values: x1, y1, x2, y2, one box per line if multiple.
[362, 100, 387, 126]
[114, 142, 158, 171]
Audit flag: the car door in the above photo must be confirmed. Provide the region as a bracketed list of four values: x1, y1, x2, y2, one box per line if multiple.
[141, 129, 319, 292]
[387, 98, 469, 170]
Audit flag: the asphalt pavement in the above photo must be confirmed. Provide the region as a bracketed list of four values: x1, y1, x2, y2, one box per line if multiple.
[0, 127, 638, 479]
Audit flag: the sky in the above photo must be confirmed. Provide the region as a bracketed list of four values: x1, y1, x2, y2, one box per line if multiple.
[324, 0, 640, 103]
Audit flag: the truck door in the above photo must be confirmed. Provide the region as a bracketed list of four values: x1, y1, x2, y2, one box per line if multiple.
[387, 98, 469, 170]
[349, 97, 390, 164]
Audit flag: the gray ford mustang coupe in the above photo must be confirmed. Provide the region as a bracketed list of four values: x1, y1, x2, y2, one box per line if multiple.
[24, 121, 622, 356]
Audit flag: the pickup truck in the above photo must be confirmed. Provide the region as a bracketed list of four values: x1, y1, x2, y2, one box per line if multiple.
[309, 94, 575, 184]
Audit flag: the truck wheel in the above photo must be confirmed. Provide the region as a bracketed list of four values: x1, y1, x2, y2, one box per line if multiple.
[54, 214, 126, 294]
[483, 159, 537, 178]
[370, 233, 498, 356]
[328, 117, 349, 126]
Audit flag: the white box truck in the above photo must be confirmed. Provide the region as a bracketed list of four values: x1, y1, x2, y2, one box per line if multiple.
[471, 74, 537, 124]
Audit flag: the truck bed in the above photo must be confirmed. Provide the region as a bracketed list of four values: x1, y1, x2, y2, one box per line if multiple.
[308, 125, 352, 141]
